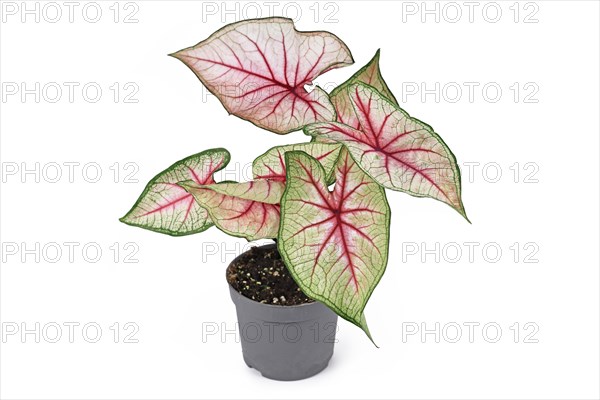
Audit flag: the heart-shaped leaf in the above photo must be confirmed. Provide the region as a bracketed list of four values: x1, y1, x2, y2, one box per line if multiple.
[179, 180, 280, 241]
[171, 17, 353, 134]
[278, 148, 390, 341]
[330, 49, 399, 130]
[119, 149, 229, 236]
[253, 142, 342, 183]
[305, 83, 468, 220]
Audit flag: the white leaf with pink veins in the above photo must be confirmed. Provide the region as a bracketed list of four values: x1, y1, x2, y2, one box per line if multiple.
[172, 17, 353, 134]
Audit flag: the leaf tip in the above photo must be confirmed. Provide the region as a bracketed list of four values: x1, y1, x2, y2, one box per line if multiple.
[462, 211, 472, 224]
[359, 314, 378, 347]
[456, 202, 471, 224]
[168, 51, 182, 60]
[347, 51, 355, 65]
[169, 49, 192, 63]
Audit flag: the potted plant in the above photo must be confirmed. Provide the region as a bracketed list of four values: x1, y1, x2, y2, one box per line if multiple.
[120, 17, 468, 381]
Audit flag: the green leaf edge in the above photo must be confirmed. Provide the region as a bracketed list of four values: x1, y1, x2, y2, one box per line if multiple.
[277, 149, 392, 346]
[119, 148, 231, 236]
[169, 16, 354, 135]
[329, 48, 399, 107]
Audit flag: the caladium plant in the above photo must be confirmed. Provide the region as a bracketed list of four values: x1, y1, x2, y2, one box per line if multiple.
[121, 17, 468, 343]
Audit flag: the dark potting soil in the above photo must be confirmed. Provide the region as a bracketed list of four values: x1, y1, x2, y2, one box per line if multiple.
[226, 244, 314, 306]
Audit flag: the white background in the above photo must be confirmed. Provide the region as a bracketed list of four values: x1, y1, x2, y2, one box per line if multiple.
[1, 1, 599, 399]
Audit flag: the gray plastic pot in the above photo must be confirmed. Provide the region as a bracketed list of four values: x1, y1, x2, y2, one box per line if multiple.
[228, 245, 338, 381]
